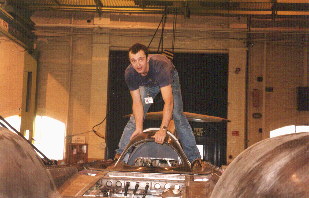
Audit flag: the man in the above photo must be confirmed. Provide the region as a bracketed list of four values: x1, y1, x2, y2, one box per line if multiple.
[116, 43, 201, 165]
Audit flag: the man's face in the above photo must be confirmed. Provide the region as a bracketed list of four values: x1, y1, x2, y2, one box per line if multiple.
[129, 50, 149, 76]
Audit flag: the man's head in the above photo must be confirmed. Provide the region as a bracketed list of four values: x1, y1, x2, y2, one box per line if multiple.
[128, 43, 149, 58]
[128, 43, 149, 76]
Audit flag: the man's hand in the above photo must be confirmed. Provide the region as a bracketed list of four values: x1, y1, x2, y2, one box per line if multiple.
[152, 129, 167, 144]
[130, 129, 143, 140]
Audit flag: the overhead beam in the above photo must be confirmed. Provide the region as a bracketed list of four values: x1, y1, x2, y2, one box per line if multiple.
[13, 0, 307, 17]
[24, 5, 309, 17]
[52, 0, 61, 6]
[0, 7, 34, 51]
[94, 0, 103, 17]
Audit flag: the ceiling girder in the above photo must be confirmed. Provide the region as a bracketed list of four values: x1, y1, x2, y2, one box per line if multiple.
[93, 0, 103, 16]
[52, 0, 61, 6]
[5, 0, 309, 17]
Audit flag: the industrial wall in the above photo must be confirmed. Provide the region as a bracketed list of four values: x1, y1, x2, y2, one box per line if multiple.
[1, 11, 307, 164]
[30, 12, 247, 162]
[247, 41, 308, 148]
[0, 38, 24, 119]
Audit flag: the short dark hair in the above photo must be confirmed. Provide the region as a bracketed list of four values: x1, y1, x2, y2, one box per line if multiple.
[128, 43, 149, 58]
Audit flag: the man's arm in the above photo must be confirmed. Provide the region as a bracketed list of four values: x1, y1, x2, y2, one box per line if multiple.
[130, 89, 144, 140]
[153, 85, 174, 144]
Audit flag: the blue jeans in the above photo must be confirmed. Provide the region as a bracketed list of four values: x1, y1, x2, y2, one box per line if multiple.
[116, 70, 201, 163]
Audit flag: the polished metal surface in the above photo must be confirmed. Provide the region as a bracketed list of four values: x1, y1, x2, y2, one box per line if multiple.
[83, 171, 188, 197]
[0, 127, 61, 198]
[81, 170, 217, 197]
[133, 157, 179, 168]
[60, 128, 221, 197]
[78, 129, 221, 197]
[211, 132, 309, 198]
[113, 130, 192, 172]
[106, 171, 186, 180]
[0, 125, 220, 198]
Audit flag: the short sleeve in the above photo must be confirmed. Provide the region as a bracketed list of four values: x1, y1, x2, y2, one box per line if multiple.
[155, 61, 174, 88]
[125, 67, 140, 91]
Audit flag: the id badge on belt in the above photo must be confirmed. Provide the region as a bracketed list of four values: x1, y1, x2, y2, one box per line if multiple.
[144, 96, 153, 104]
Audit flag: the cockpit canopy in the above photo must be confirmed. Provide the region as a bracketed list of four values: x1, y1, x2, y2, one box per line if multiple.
[113, 129, 192, 172]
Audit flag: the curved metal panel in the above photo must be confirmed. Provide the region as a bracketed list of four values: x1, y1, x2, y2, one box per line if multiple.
[113, 130, 192, 172]
[211, 132, 309, 198]
[0, 127, 61, 198]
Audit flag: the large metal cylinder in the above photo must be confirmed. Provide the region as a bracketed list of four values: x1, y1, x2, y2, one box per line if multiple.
[0, 127, 61, 198]
[211, 132, 309, 198]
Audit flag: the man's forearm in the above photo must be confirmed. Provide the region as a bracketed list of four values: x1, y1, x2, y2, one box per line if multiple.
[160, 85, 174, 131]
[161, 101, 173, 130]
[132, 102, 144, 131]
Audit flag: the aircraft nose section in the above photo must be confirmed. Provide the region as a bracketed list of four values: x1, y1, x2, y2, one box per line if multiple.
[0, 127, 61, 198]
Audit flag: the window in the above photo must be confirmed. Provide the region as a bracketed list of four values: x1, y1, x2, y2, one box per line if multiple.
[270, 125, 309, 138]
[34, 116, 65, 160]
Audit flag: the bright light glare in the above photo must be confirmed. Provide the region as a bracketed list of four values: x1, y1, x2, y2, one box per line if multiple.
[296, 125, 309, 133]
[34, 116, 65, 160]
[24, 129, 30, 140]
[197, 144, 204, 159]
[3, 115, 21, 131]
[270, 125, 309, 138]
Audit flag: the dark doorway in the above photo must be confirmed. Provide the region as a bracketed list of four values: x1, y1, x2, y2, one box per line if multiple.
[106, 51, 228, 166]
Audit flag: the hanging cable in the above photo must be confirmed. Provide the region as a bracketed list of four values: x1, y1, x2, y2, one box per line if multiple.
[148, 8, 178, 60]
[148, 13, 165, 49]
[91, 114, 107, 139]
[157, 12, 167, 53]
[65, 114, 107, 140]
[172, 9, 178, 54]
